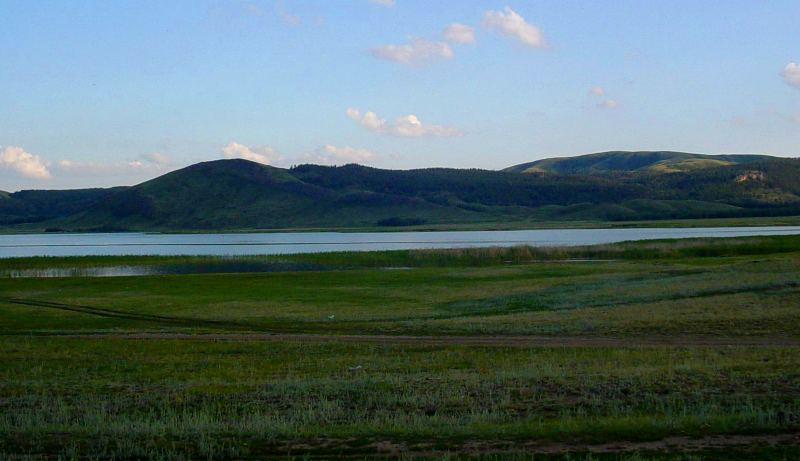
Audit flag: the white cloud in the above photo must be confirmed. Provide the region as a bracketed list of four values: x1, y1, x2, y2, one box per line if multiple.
[305, 145, 377, 165]
[140, 152, 172, 166]
[346, 108, 462, 137]
[393, 114, 462, 137]
[56, 159, 114, 173]
[0, 146, 51, 179]
[370, 38, 454, 65]
[482, 7, 545, 48]
[589, 86, 605, 96]
[274, 0, 300, 25]
[782, 63, 800, 89]
[127, 155, 171, 169]
[131, 159, 162, 170]
[369, 0, 395, 6]
[589, 87, 618, 108]
[221, 142, 279, 165]
[55, 154, 173, 173]
[443, 23, 476, 44]
[597, 99, 620, 109]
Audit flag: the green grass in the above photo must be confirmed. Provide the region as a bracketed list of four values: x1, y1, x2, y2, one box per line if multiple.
[2, 339, 799, 459]
[1, 235, 799, 458]
[2, 236, 800, 336]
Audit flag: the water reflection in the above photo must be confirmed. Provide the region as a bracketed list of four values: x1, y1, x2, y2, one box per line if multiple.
[1, 261, 328, 278]
[2, 226, 800, 258]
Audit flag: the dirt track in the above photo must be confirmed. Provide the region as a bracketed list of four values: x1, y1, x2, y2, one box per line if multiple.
[208, 432, 800, 456]
[353, 432, 800, 456]
[6, 296, 800, 347]
[46, 332, 800, 347]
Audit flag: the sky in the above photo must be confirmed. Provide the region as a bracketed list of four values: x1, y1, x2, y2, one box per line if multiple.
[1, 0, 799, 191]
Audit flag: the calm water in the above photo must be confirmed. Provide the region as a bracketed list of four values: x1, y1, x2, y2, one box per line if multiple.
[2, 226, 800, 258]
[3, 261, 329, 278]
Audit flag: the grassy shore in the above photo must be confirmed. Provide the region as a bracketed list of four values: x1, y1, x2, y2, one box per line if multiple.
[2, 213, 800, 235]
[1, 236, 799, 459]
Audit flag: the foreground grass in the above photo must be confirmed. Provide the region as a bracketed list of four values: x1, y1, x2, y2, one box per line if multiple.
[1, 236, 799, 458]
[1, 339, 799, 459]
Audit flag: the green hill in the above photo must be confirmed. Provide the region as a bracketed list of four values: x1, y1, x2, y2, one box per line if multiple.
[2, 155, 799, 232]
[505, 151, 773, 175]
[0, 188, 123, 226]
[63, 160, 643, 230]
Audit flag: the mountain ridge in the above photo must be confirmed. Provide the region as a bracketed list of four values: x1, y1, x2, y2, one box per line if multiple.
[504, 151, 775, 175]
[2, 152, 798, 231]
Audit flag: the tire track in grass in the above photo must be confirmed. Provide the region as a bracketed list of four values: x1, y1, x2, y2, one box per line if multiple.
[0, 297, 249, 330]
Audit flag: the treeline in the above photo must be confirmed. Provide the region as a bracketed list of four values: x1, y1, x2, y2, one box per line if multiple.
[1, 156, 799, 231]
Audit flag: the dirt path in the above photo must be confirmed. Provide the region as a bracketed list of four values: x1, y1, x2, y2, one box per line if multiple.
[1, 297, 246, 329]
[348, 432, 800, 456]
[42, 331, 800, 347]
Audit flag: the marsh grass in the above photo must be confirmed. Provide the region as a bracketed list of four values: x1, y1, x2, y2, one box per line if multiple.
[1, 236, 800, 458]
[2, 246, 798, 336]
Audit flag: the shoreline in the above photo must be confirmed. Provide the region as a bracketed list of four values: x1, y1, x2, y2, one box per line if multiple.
[2, 214, 800, 236]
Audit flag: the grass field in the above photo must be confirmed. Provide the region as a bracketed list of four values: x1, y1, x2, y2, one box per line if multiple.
[1, 235, 799, 459]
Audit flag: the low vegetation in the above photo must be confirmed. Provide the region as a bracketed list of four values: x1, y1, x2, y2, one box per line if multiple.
[1, 235, 799, 458]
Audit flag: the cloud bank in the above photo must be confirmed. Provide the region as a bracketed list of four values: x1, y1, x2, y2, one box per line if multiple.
[304, 144, 377, 165]
[782, 63, 800, 89]
[443, 23, 476, 44]
[221, 142, 280, 165]
[482, 7, 545, 48]
[127, 152, 173, 169]
[0, 146, 51, 179]
[370, 38, 454, 65]
[346, 108, 462, 137]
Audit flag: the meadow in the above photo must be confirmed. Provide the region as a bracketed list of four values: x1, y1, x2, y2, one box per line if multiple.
[1, 235, 799, 459]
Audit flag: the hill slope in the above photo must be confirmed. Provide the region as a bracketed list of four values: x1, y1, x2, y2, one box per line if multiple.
[65, 160, 644, 230]
[505, 151, 774, 175]
[0, 188, 124, 226]
[2, 155, 799, 231]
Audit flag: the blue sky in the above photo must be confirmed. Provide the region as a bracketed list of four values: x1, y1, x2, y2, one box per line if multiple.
[1, 0, 799, 190]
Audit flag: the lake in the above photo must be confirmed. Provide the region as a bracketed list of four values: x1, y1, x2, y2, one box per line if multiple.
[2, 226, 800, 258]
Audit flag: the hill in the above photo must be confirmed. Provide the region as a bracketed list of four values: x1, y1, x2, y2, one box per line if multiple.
[2, 155, 799, 231]
[505, 151, 773, 175]
[61, 160, 643, 230]
[0, 188, 124, 226]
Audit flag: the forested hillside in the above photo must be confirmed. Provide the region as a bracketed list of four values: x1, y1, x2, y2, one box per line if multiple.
[505, 151, 773, 174]
[2, 152, 798, 231]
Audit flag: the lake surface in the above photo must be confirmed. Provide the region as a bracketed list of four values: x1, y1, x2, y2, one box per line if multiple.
[3, 261, 330, 278]
[2, 226, 800, 258]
